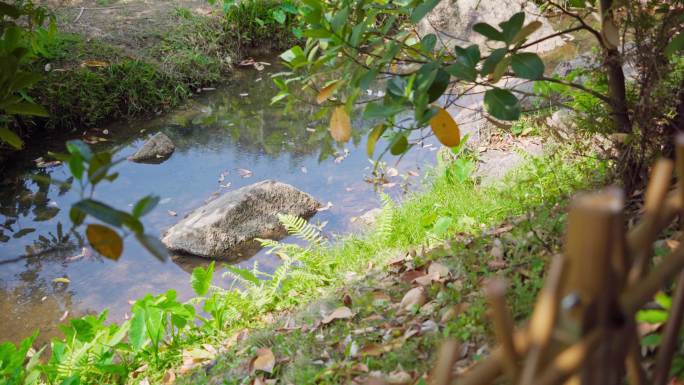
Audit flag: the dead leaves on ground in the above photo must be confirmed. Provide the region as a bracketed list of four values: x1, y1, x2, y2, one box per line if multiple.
[249, 347, 276, 374]
[322, 306, 354, 324]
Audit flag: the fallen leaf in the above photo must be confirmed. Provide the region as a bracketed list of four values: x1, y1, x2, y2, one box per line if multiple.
[237, 168, 253, 178]
[407, 170, 419, 177]
[359, 344, 385, 356]
[82, 60, 108, 68]
[168, 210, 178, 216]
[386, 370, 412, 385]
[53, 277, 70, 284]
[250, 347, 276, 374]
[301, 167, 308, 174]
[400, 287, 427, 310]
[59, 310, 69, 322]
[162, 370, 176, 385]
[401, 270, 426, 283]
[413, 272, 440, 286]
[179, 348, 215, 375]
[428, 262, 450, 278]
[322, 306, 353, 324]
[386, 167, 399, 177]
[318, 201, 334, 212]
[329, 106, 352, 142]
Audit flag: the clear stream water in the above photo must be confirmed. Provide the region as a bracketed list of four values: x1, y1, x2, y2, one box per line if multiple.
[0, 65, 440, 345]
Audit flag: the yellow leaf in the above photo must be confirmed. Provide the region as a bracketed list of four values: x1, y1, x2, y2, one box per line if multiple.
[82, 60, 108, 68]
[86, 224, 123, 260]
[53, 277, 70, 284]
[329, 106, 352, 143]
[249, 347, 275, 374]
[316, 80, 340, 104]
[429, 108, 461, 147]
[512, 21, 542, 45]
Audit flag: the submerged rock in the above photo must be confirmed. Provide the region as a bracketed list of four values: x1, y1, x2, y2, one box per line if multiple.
[162, 180, 321, 259]
[129, 132, 175, 163]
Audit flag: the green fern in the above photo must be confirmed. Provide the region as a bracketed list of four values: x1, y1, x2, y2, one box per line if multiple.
[277, 213, 327, 246]
[376, 193, 396, 242]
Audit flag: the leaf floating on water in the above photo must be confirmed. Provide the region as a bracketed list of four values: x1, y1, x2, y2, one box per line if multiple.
[249, 347, 276, 374]
[329, 106, 352, 143]
[168, 210, 178, 216]
[219, 183, 231, 189]
[301, 167, 308, 174]
[53, 277, 70, 284]
[322, 306, 353, 324]
[386, 167, 399, 177]
[237, 168, 253, 178]
[218, 171, 229, 183]
[59, 310, 69, 322]
[86, 224, 123, 260]
[318, 201, 334, 212]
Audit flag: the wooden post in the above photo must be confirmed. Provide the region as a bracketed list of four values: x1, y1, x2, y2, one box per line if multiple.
[485, 278, 518, 381]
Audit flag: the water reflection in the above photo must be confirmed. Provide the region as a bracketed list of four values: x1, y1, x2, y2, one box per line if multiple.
[0, 65, 438, 345]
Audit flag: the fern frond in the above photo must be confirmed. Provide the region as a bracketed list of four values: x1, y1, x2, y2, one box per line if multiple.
[277, 213, 326, 246]
[376, 193, 396, 242]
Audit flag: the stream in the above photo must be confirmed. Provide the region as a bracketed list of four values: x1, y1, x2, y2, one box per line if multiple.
[0, 64, 440, 345]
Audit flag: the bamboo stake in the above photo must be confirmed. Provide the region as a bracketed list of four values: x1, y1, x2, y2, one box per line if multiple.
[519, 256, 566, 385]
[454, 333, 529, 385]
[628, 159, 674, 283]
[534, 331, 601, 385]
[485, 279, 518, 381]
[432, 340, 460, 385]
[624, 320, 648, 385]
[653, 135, 684, 385]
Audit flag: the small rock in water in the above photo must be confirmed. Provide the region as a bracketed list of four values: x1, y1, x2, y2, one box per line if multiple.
[129, 132, 175, 164]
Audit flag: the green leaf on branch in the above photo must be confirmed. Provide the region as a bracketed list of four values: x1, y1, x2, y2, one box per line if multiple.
[0, 126, 23, 149]
[73, 199, 134, 228]
[427, 69, 450, 102]
[135, 233, 169, 262]
[390, 134, 409, 155]
[484, 88, 520, 121]
[66, 140, 93, 161]
[511, 52, 545, 80]
[4, 101, 49, 117]
[665, 32, 684, 56]
[481, 48, 507, 75]
[499, 12, 525, 44]
[410, 0, 441, 24]
[421, 34, 437, 53]
[473, 23, 504, 42]
[364, 102, 405, 119]
[512, 20, 542, 45]
[133, 195, 160, 218]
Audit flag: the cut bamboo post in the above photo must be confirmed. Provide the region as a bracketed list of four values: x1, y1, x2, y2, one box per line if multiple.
[432, 340, 460, 385]
[485, 278, 518, 381]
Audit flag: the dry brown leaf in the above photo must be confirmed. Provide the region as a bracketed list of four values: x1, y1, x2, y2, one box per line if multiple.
[359, 343, 385, 356]
[401, 270, 426, 283]
[329, 106, 352, 142]
[413, 272, 440, 286]
[428, 262, 450, 278]
[162, 370, 176, 385]
[179, 348, 215, 375]
[400, 287, 427, 310]
[316, 80, 340, 104]
[386, 370, 412, 385]
[82, 60, 108, 68]
[250, 347, 276, 374]
[322, 306, 353, 324]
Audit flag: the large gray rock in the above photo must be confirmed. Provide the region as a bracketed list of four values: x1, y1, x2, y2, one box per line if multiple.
[130, 132, 175, 163]
[162, 180, 321, 259]
[417, 0, 565, 54]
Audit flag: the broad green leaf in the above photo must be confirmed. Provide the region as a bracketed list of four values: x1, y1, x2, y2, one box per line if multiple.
[68, 155, 85, 181]
[364, 102, 405, 119]
[410, 0, 441, 24]
[499, 12, 525, 43]
[129, 307, 148, 351]
[473, 23, 504, 42]
[445, 60, 477, 82]
[73, 199, 131, 227]
[191, 261, 215, 296]
[490, 56, 512, 83]
[454, 44, 480, 67]
[390, 134, 408, 155]
[87, 151, 112, 184]
[484, 88, 520, 121]
[655, 292, 672, 310]
[421, 34, 437, 53]
[135, 233, 169, 262]
[133, 195, 160, 218]
[0, 126, 23, 149]
[427, 69, 450, 102]
[367, 124, 387, 158]
[511, 52, 545, 80]
[70, 206, 86, 226]
[66, 140, 93, 161]
[86, 224, 123, 260]
[636, 309, 668, 324]
[4, 101, 49, 117]
[481, 48, 507, 75]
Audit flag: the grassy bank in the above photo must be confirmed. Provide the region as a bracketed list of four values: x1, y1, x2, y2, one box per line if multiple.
[0, 141, 607, 385]
[9, 2, 299, 148]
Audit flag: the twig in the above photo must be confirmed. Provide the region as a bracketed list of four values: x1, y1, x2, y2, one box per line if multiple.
[74, 7, 84, 23]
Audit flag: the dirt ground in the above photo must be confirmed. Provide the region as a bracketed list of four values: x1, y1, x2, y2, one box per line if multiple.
[40, 0, 219, 55]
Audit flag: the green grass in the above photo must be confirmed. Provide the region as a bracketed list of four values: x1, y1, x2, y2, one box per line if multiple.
[175, 147, 606, 385]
